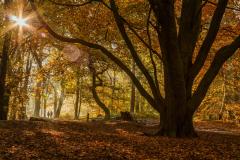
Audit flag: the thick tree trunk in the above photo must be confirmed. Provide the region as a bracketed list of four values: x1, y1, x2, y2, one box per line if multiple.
[158, 107, 197, 138]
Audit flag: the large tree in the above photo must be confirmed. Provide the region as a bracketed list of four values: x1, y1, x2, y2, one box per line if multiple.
[30, 0, 240, 137]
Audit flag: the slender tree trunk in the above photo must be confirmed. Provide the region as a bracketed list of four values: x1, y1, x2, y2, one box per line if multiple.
[91, 71, 110, 120]
[77, 86, 82, 118]
[20, 53, 32, 119]
[74, 72, 81, 120]
[43, 97, 47, 118]
[34, 52, 44, 117]
[43, 83, 49, 118]
[52, 84, 58, 116]
[219, 70, 226, 120]
[109, 70, 116, 113]
[9, 98, 17, 120]
[135, 91, 140, 113]
[34, 81, 42, 117]
[130, 61, 136, 114]
[43, 78, 49, 118]
[55, 81, 65, 118]
[140, 98, 145, 113]
[77, 77, 82, 119]
[74, 82, 80, 119]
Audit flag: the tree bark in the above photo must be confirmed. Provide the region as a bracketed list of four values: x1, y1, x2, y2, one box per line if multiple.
[90, 67, 110, 120]
[135, 91, 140, 113]
[74, 71, 82, 120]
[20, 52, 32, 119]
[0, 0, 12, 120]
[55, 80, 65, 118]
[130, 61, 136, 114]
[219, 70, 226, 120]
[52, 84, 58, 116]
[34, 81, 42, 117]
[157, 107, 197, 137]
[109, 70, 116, 113]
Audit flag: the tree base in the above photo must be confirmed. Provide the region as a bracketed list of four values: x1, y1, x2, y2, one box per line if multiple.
[156, 128, 198, 138]
[144, 116, 198, 138]
[120, 111, 134, 121]
[144, 129, 198, 138]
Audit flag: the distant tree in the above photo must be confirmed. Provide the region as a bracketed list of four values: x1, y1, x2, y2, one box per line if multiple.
[89, 56, 111, 120]
[74, 70, 82, 120]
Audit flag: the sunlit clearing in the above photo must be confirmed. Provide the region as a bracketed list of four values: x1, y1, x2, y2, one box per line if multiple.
[10, 15, 27, 27]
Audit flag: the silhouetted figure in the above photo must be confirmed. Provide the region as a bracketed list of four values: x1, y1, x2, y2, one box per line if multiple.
[47, 111, 50, 118]
[87, 113, 89, 122]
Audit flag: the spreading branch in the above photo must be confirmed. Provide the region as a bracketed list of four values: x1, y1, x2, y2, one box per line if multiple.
[204, 0, 240, 12]
[110, 0, 164, 103]
[189, 0, 229, 82]
[29, 0, 163, 110]
[189, 35, 240, 111]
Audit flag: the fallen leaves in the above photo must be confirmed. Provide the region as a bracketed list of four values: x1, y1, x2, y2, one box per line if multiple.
[0, 120, 239, 160]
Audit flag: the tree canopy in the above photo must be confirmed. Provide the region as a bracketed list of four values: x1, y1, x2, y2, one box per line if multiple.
[0, 0, 239, 138]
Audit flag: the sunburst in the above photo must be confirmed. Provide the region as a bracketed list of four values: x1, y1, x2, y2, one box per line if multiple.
[10, 15, 27, 27]
[0, 0, 36, 42]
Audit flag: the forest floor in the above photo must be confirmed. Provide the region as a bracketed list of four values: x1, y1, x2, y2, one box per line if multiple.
[0, 120, 239, 160]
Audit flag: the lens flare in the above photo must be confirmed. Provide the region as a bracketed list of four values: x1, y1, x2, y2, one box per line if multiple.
[10, 15, 27, 26]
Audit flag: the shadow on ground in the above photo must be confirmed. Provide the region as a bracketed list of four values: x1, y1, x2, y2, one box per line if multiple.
[0, 120, 239, 160]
